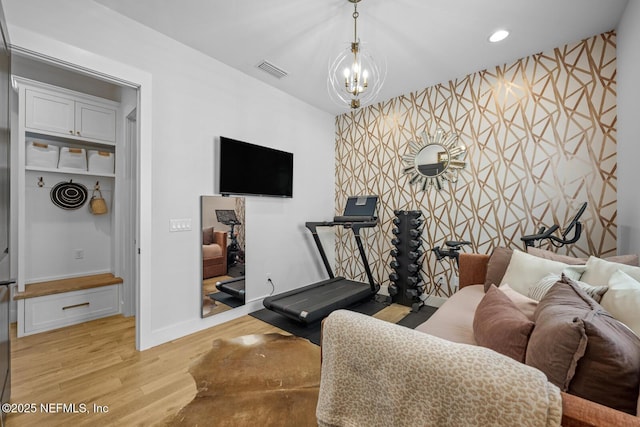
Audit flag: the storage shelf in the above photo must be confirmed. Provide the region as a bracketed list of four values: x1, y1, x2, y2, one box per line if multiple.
[14, 273, 123, 300]
[26, 165, 115, 178]
[26, 131, 116, 149]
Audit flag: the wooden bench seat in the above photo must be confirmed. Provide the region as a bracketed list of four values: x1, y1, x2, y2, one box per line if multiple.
[14, 273, 123, 300]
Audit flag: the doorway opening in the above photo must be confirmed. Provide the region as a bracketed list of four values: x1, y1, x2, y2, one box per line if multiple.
[9, 52, 141, 346]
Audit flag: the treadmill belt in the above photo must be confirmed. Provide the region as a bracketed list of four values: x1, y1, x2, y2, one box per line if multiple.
[263, 277, 374, 324]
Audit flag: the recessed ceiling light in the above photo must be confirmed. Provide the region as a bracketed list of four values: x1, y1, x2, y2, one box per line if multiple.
[489, 29, 510, 43]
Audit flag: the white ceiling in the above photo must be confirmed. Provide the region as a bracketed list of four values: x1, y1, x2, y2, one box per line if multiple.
[94, 0, 629, 115]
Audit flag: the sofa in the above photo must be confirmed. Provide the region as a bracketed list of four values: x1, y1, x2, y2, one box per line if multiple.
[202, 227, 227, 279]
[317, 247, 640, 427]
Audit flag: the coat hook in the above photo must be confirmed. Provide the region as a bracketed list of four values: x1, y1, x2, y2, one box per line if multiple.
[37, 177, 44, 187]
[94, 181, 100, 191]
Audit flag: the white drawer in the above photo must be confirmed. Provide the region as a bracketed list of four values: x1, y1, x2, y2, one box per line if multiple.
[23, 285, 120, 335]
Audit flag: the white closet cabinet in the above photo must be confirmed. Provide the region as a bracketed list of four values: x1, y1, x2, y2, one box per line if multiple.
[13, 78, 124, 337]
[25, 87, 117, 143]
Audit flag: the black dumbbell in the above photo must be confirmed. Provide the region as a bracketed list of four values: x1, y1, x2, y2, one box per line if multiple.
[408, 239, 421, 249]
[407, 276, 422, 287]
[409, 218, 423, 227]
[405, 288, 419, 298]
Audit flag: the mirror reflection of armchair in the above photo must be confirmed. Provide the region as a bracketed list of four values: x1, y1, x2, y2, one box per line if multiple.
[202, 227, 228, 279]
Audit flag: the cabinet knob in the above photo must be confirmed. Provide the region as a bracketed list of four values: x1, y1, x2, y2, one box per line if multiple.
[69, 130, 73, 134]
[76, 131, 81, 136]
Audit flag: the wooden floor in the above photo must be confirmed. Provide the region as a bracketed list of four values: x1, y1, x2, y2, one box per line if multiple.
[6, 303, 411, 426]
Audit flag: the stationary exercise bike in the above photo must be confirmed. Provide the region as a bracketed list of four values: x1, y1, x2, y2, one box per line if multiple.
[214, 209, 246, 303]
[215, 209, 243, 269]
[412, 239, 471, 304]
[520, 202, 587, 249]
[431, 240, 471, 267]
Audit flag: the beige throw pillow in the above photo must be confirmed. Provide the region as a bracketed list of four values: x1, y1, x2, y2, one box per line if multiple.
[600, 270, 640, 337]
[580, 256, 640, 286]
[499, 249, 583, 297]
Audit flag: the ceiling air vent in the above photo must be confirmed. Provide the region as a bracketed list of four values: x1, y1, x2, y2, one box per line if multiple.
[256, 60, 288, 79]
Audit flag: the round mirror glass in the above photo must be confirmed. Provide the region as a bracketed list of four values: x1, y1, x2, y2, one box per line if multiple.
[415, 144, 449, 177]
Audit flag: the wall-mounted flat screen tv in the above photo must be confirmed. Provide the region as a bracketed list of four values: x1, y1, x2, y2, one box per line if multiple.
[217, 136, 293, 198]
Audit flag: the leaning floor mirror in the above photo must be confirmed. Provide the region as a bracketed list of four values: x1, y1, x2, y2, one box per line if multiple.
[200, 195, 246, 318]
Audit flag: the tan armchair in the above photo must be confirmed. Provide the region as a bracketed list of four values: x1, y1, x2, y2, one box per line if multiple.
[202, 227, 227, 279]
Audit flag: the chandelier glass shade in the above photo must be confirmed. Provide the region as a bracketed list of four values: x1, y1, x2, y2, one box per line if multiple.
[328, 0, 386, 109]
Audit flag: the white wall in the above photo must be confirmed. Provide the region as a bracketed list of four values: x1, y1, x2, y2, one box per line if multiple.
[616, 1, 640, 255]
[2, 0, 335, 349]
[24, 169, 113, 281]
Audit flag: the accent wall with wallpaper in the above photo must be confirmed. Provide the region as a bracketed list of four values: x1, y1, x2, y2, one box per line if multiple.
[335, 31, 617, 297]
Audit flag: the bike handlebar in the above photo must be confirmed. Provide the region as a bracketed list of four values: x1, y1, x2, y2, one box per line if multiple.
[520, 202, 586, 248]
[521, 224, 559, 244]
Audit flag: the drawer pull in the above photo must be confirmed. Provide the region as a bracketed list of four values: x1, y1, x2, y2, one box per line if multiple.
[62, 302, 90, 310]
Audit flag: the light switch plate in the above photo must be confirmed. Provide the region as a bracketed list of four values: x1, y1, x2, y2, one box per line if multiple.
[169, 218, 192, 232]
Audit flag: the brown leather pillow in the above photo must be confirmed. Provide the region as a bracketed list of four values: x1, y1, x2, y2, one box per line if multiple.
[483, 247, 513, 292]
[473, 284, 534, 363]
[526, 276, 640, 414]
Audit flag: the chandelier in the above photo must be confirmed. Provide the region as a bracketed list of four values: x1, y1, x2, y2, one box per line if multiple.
[328, 0, 386, 109]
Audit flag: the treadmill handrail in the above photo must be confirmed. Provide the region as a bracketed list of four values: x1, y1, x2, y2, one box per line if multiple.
[305, 220, 379, 293]
[306, 220, 378, 230]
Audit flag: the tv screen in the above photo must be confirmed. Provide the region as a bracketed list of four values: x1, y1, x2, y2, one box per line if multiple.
[218, 136, 293, 198]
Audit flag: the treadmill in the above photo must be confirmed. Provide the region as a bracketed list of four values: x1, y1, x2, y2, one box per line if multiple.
[214, 277, 245, 303]
[263, 195, 380, 324]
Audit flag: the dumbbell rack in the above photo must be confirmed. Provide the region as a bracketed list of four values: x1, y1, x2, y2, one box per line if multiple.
[389, 210, 425, 311]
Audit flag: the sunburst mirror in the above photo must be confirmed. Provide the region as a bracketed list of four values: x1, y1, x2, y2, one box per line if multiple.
[402, 128, 467, 191]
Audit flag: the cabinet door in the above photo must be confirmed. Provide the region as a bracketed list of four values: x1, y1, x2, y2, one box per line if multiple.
[25, 90, 75, 137]
[75, 101, 116, 143]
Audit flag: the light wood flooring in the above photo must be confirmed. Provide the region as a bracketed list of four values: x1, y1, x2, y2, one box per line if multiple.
[6, 303, 411, 426]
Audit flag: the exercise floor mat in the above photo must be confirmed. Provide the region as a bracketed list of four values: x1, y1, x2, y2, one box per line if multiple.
[250, 298, 387, 346]
[396, 304, 438, 329]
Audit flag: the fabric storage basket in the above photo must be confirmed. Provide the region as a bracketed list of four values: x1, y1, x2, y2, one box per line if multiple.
[26, 141, 59, 168]
[87, 150, 114, 174]
[58, 147, 87, 171]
